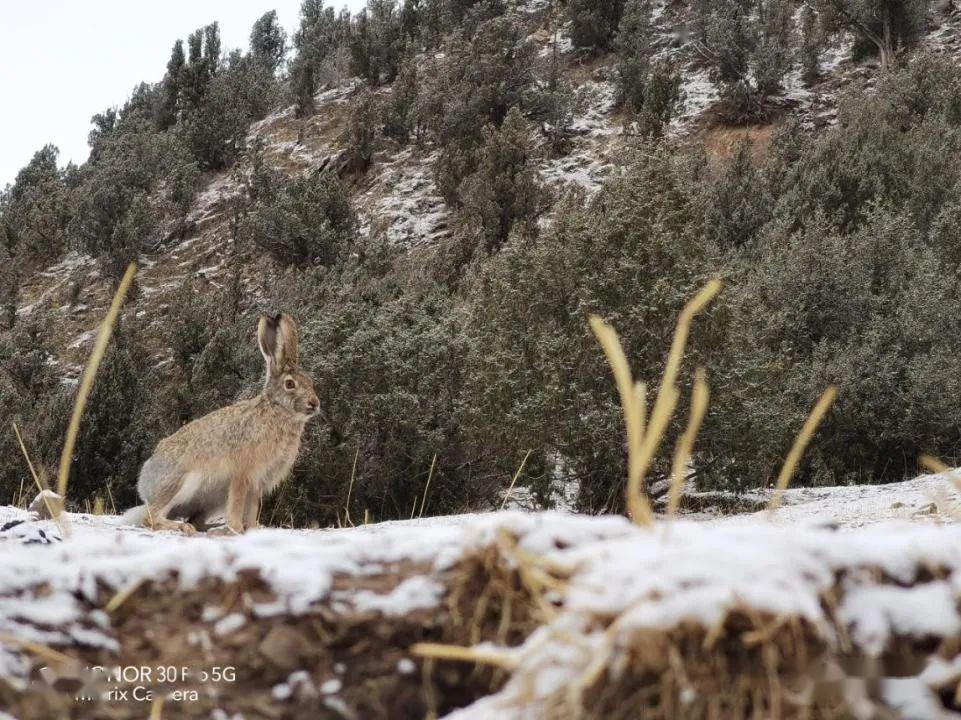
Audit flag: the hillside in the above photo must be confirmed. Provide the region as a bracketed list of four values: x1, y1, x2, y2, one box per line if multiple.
[5, 0, 961, 528]
[14, 1, 961, 376]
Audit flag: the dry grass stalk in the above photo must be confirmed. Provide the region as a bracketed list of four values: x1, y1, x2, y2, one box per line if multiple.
[590, 279, 722, 527]
[500, 449, 533, 511]
[920, 454, 961, 492]
[411, 642, 519, 670]
[105, 577, 147, 613]
[56, 263, 137, 515]
[768, 386, 838, 513]
[12, 422, 62, 533]
[0, 632, 77, 667]
[418, 453, 438, 518]
[589, 317, 651, 524]
[150, 697, 165, 720]
[344, 447, 360, 527]
[667, 368, 709, 518]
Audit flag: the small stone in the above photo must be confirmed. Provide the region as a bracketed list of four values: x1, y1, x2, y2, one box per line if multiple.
[28, 490, 63, 519]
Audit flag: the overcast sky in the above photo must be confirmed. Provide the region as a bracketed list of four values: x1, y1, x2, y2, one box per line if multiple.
[0, 0, 364, 188]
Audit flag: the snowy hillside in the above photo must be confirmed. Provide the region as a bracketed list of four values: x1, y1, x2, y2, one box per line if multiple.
[3, 469, 961, 718]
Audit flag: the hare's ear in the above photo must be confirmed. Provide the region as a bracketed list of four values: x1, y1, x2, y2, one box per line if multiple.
[276, 314, 299, 367]
[257, 314, 281, 375]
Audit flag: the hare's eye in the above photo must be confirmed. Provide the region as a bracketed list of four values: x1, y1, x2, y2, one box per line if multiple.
[284, 378, 296, 390]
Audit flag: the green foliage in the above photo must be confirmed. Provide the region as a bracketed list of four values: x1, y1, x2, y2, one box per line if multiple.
[704, 141, 774, 249]
[695, 0, 794, 122]
[35, 329, 155, 509]
[290, 1, 354, 115]
[704, 210, 961, 488]
[799, 5, 823, 85]
[0, 145, 71, 260]
[422, 16, 536, 200]
[180, 51, 277, 170]
[381, 59, 421, 142]
[568, 0, 626, 51]
[456, 108, 546, 254]
[815, 0, 930, 69]
[699, 55, 961, 489]
[350, 0, 405, 85]
[250, 10, 288, 75]
[613, 0, 683, 140]
[462, 147, 714, 512]
[70, 122, 199, 279]
[341, 88, 381, 173]
[157, 40, 187, 129]
[240, 161, 357, 267]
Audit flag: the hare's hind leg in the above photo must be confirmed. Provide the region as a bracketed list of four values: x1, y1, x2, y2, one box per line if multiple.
[138, 457, 196, 535]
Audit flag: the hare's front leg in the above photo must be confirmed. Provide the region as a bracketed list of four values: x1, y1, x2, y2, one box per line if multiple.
[243, 491, 261, 531]
[224, 476, 249, 534]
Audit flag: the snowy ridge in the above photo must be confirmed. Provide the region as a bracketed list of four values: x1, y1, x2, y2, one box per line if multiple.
[3, 470, 961, 716]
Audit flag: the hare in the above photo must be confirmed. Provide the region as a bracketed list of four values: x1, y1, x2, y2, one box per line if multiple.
[123, 314, 319, 534]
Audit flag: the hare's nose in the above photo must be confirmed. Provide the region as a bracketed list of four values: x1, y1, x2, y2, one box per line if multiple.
[307, 399, 319, 412]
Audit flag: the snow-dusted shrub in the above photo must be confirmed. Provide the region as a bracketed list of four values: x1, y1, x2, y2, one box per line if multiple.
[419, 16, 536, 201]
[264, 253, 497, 526]
[815, 0, 930, 70]
[0, 145, 71, 261]
[568, 0, 626, 51]
[704, 209, 961, 490]
[698, 59, 961, 490]
[34, 328, 156, 510]
[70, 118, 200, 281]
[462, 147, 716, 512]
[455, 108, 547, 254]
[614, 0, 683, 136]
[241, 166, 356, 267]
[694, 0, 794, 123]
[341, 87, 381, 174]
[180, 50, 279, 170]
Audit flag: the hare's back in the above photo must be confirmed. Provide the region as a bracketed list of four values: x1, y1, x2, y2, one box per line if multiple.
[156, 401, 261, 459]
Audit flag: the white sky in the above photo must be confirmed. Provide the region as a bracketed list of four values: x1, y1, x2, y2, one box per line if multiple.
[0, 0, 364, 188]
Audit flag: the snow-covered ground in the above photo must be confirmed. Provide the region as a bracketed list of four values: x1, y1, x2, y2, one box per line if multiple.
[3, 470, 961, 717]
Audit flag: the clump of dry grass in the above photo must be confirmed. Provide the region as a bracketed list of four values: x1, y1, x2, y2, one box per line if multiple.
[589, 280, 721, 525]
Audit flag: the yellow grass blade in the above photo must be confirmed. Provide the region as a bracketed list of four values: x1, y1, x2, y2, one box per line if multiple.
[410, 642, 518, 670]
[150, 697, 165, 720]
[57, 263, 137, 510]
[344, 447, 359, 527]
[418, 453, 438, 518]
[589, 280, 721, 527]
[589, 316, 653, 525]
[920, 454, 961, 492]
[0, 632, 76, 667]
[500, 449, 533, 511]
[105, 577, 146, 613]
[668, 368, 710, 518]
[768, 386, 838, 513]
[12, 422, 62, 528]
[920, 455, 950, 474]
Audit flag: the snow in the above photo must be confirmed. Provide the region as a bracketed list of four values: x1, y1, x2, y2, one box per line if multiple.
[3, 469, 961, 715]
[351, 575, 445, 616]
[357, 149, 450, 246]
[213, 612, 246, 636]
[717, 472, 960, 529]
